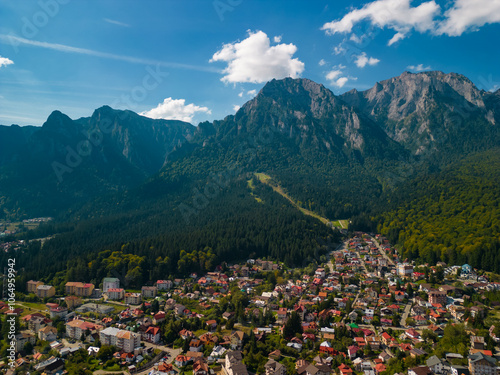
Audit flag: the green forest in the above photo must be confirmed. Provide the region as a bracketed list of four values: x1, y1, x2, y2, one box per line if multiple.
[377, 149, 500, 271]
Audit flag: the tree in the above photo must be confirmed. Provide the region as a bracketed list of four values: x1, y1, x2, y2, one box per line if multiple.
[283, 311, 301, 339]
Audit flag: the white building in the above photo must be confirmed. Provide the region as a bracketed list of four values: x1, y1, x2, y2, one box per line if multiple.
[103, 278, 120, 292]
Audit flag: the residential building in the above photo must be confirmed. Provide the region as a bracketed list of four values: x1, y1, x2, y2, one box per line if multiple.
[429, 290, 447, 305]
[65, 296, 83, 309]
[107, 288, 125, 300]
[157, 280, 173, 290]
[38, 326, 57, 342]
[231, 331, 245, 350]
[141, 286, 157, 299]
[471, 336, 485, 350]
[397, 263, 413, 277]
[265, 359, 286, 375]
[125, 293, 142, 305]
[27, 280, 43, 294]
[65, 282, 95, 297]
[468, 353, 497, 375]
[66, 319, 101, 340]
[103, 277, 120, 292]
[99, 327, 140, 353]
[36, 285, 55, 298]
[224, 350, 248, 375]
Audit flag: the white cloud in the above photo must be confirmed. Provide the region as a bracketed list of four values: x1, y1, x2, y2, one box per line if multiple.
[407, 64, 432, 72]
[273, 35, 282, 43]
[141, 97, 211, 123]
[334, 44, 346, 55]
[322, 0, 500, 44]
[355, 52, 380, 68]
[326, 70, 349, 88]
[210, 30, 305, 83]
[0, 34, 217, 73]
[247, 89, 257, 96]
[437, 0, 500, 36]
[238, 92, 244, 97]
[233, 105, 241, 112]
[319, 59, 327, 66]
[0, 56, 14, 68]
[104, 18, 130, 27]
[321, 0, 440, 45]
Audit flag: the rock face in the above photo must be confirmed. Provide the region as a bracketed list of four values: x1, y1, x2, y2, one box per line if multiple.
[341, 71, 498, 155]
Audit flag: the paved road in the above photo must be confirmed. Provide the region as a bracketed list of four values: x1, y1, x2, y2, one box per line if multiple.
[369, 235, 396, 266]
[401, 303, 412, 327]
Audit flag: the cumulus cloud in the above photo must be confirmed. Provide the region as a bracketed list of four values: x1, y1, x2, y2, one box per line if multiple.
[355, 52, 380, 68]
[437, 0, 500, 36]
[210, 30, 305, 83]
[233, 105, 241, 112]
[273, 35, 282, 43]
[247, 89, 257, 96]
[319, 59, 327, 66]
[0, 56, 14, 68]
[141, 98, 211, 123]
[322, 0, 500, 45]
[326, 70, 349, 88]
[407, 64, 432, 72]
[321, 0, 440, 45]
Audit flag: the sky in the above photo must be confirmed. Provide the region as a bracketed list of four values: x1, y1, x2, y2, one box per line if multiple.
[1, 0, 500, 126]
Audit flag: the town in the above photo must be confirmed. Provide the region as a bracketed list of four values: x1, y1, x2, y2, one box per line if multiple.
[2, 232, 500, 375]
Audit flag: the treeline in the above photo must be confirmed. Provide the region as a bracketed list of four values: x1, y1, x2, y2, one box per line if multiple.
[377, 149, 500, 271]
[7, 179, 339, 288]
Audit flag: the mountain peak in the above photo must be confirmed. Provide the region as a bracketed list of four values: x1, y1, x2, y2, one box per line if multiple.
[42, 110, 74, 130]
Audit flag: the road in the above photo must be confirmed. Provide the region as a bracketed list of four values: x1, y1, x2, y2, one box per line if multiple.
[401, 303, 412, 328]
[369, 235, 396, 266]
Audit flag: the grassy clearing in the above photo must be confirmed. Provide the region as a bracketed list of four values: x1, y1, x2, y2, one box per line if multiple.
[254, 173, 347, 228]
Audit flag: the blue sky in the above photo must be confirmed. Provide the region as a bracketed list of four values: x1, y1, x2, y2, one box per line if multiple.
[1, 0, 500, 126]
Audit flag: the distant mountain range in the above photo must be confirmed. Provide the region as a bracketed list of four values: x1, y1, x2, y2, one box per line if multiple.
[1, 71, 499, 278]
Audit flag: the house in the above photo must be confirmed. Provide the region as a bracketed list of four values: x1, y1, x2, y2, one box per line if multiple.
[175, 355, 189, 368]
[193, 359, 209, 375]
[39, 326, 58, 342]
[339, 363, 354, 375]
[426, 355, 444, 374]
[468, 353, 497, 375]
[276, 308, 288, 323]
[190, 339, 204, 352]
[394, 291, 405, 302]
[365, 336, 381, 351]
[206, 319, 217, 331]
[230, 331, 245, 350]
[471, 336, 485, 350]
[144, 326, 161, 344]
[224, 350, 248, 375]
[153, 311, 166, 325]
[265, 359, 286, 375]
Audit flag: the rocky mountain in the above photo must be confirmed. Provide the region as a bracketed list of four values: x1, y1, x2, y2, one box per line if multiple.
[340, 71, 499, 156]
[0, 107, 195, 219]
[1, 71, 499, 222]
